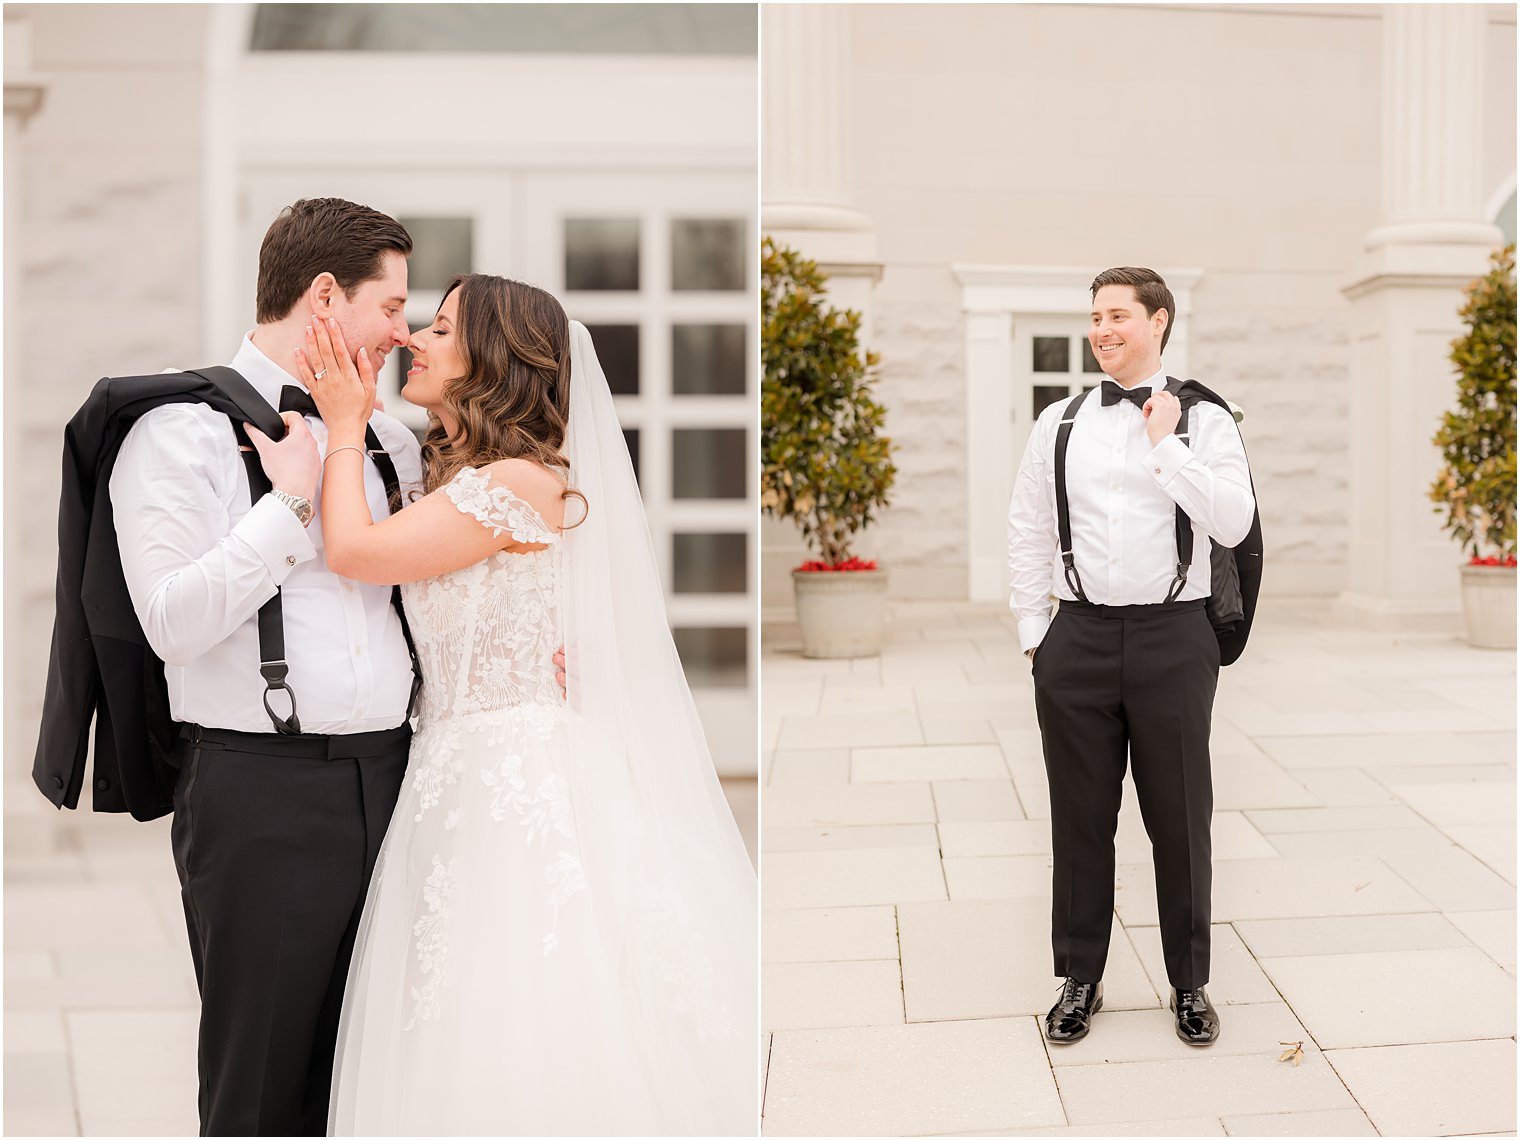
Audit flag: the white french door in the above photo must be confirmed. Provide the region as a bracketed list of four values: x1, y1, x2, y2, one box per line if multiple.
[237, 167, 756, 775]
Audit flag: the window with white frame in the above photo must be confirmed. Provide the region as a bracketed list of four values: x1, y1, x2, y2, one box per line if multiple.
[953, 265, 1200, 601]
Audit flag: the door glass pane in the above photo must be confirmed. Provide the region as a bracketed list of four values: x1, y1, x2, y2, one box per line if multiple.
[672, 323, 746, 395]
[397, 216, 472, 291]
[671, 219, 745, 292]
[1033, 385, 1070, 418]
[673, 532, 747, 594]
[623, 428, 640, 484]
[1080, 337, 1104, 373]
[1032, 336, 1069, 373]
[586, 324, 640, 395]
[565, 218, 639, 291]
[673, 428, 746, 499]
[672, 626, 747, 688]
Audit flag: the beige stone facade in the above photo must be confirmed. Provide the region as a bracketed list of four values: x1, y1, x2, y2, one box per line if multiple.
[762, 3, 1516, 618]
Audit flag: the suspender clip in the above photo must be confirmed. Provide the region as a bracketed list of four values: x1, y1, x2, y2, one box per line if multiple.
[259, 660, 302, 736]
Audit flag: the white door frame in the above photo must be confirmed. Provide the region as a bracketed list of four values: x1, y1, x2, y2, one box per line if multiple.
[954, 265, 1202, 602]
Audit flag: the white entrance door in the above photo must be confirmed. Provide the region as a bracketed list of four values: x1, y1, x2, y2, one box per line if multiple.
[237, 166, 757, 774]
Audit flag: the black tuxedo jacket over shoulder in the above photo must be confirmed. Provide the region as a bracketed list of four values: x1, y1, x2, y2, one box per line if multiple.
[33, 368, 285, 822]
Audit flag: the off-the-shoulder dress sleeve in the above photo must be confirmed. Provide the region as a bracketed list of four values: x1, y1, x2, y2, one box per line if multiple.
[443, 466, 561, 545]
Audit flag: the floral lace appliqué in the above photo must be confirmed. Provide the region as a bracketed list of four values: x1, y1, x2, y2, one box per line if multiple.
[479, 757, 586, 957]
[405, 854, 456, 1031]
[444, 465, 560, 545]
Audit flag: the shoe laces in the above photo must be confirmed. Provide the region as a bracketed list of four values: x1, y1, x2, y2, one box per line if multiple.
[1061, 978, 1093, 1005]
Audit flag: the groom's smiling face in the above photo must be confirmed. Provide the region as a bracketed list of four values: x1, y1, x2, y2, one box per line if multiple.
[327, 250, 411, 373]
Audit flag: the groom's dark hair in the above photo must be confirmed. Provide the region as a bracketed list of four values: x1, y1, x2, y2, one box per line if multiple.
[1091, 266, 1175, 353]
[256, 198, 413, 323]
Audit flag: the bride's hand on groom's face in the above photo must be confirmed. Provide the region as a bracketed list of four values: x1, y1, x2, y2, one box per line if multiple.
[297, 316, 377, 435]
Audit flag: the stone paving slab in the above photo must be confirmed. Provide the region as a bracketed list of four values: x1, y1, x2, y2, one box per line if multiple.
[1257, 946, 1516, 1048]
[897, 898, 1158, 1022]
[1220, 1107, 1378, 1136]
[764, 1018, 1065, 1136]
[1325, 1038, 1517, 1136]
[762, 906, 900, 964]
[761, 598, 1516, 1136]
[7, 781, 758, 1136]
[763, 959, 905, 1030]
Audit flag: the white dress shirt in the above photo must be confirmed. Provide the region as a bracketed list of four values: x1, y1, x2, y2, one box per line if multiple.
[110, 334, 425, 734]
[1007, 368, 1256, 653]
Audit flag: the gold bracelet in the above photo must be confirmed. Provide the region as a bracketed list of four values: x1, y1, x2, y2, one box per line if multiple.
[324, 445, 365, 464]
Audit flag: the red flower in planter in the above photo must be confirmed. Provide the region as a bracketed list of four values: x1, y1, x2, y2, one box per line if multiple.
[1468, 555, 1518, 567]
[796, 557, 879, 572]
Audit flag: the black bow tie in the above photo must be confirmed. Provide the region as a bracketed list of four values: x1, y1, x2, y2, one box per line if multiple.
[279, 385, 318, 417]
[1101, 380, 1151, 409]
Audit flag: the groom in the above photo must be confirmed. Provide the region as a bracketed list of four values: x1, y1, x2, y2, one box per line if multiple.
[107, 198, 422, 1136]
[1007, 267, 1255, 1047]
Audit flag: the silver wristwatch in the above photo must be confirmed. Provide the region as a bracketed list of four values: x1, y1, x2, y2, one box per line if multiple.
[270, 489, 314, 527]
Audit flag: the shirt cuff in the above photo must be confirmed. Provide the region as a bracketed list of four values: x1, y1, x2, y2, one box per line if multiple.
[1017, 613, 1052, 653]
[234, 494, 318, 583]
[1144, 434, 1193, 487]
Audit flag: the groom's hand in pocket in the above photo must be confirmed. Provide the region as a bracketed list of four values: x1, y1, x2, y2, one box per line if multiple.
[246, 411, 320, 502]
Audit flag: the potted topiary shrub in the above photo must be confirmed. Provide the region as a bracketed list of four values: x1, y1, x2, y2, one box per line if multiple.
[761, 237, 897, 658]
[1429, 243, 1516, 649]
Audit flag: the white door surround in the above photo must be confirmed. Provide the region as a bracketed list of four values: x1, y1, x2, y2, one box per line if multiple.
[954, 265, 1202, 602]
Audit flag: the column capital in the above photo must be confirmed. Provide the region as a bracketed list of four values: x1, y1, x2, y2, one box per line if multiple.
[4, 14, 46, 126]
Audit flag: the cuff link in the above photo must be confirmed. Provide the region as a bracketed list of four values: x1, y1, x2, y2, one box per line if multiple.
[286, 555, 297, 566]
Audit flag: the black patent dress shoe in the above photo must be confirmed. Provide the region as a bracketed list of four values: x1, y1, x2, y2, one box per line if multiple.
[1170, 986, 1221, 1045]
[1045, 978, 1103, 1044]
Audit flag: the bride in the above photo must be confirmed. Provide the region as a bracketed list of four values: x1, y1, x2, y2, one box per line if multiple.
[294, 274, 757, 1135]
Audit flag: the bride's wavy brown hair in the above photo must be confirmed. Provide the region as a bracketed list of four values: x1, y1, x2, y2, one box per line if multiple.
[419, 274, 586, 526]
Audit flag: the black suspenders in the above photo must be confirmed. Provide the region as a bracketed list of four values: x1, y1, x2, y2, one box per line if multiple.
[1053, 388, 1096, 603]
[1051, 379, 1195, 606]
[186, 368, 421, 735]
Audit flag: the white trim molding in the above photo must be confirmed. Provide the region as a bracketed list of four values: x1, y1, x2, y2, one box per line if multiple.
[954, 264, 1204, 602]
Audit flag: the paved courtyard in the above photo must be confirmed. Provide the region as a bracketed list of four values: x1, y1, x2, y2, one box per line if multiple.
[3, 779, 757, 1136]
[761, 598, 1516, 1137]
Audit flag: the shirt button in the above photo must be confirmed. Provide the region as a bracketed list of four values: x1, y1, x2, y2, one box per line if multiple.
[286, 555, 296, 566]
[354, 647, 362, 657]
[1153, 466, 1162, 475]
[343, 582, 354, 593]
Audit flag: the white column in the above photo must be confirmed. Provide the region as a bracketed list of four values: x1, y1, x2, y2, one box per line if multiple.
[760, 3, 880, 311]
[1336, 4, 1504, 629]
[760, 4, 882, 611]
[5, 14, 53, 850]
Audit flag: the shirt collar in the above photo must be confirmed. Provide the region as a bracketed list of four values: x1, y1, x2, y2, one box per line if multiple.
[229, 332, 306, 409]
[1120, 367, 1166, 396]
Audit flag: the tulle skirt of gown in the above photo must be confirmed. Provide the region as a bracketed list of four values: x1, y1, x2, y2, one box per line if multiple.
[328, 706, 753, 1136]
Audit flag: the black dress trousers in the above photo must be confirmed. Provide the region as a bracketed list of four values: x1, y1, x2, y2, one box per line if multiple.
[1032, 599, 1219, 991]
[169, 723, 410, 1137]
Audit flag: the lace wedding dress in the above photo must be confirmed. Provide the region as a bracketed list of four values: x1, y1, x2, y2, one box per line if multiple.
[328, 458, 756, 1135]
